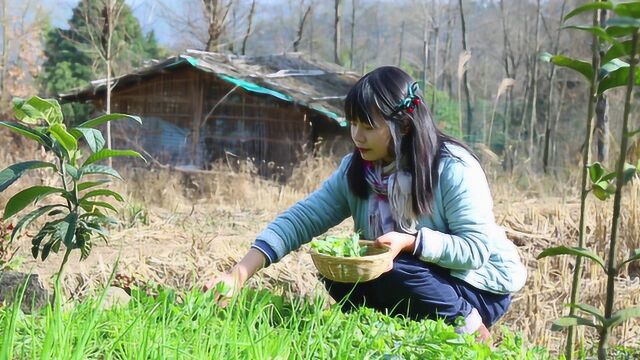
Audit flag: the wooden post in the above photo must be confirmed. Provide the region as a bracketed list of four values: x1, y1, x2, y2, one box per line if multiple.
[191, 71, 204, 166]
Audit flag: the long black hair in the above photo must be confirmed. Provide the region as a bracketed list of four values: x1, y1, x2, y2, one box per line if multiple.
[345, 66, 478, 217]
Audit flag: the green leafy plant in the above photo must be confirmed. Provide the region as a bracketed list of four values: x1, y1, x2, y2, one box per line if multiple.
[310, 232, 368, 257]
[539, 2, 640, 359]
[0, 96, 144, 279]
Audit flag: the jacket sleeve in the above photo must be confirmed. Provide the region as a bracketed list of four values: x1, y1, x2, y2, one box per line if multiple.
[415, 155, 494, 270]
[252, 155, 352, 264]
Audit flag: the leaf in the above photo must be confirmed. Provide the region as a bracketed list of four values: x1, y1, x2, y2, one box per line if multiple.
[612, 2, 640, 18]
[619, 248, 640, 270]
[80, 200, 118, 213]
[12, 96, 63, 125]
[72, 128, 105, 153]
[57, 212, 78, 248]
[537, 246, 607, 273]
[589, 162, 606, 183]
[607, 16, 640, 29]
[64, 164, 81, 181]
[597, 66, 640, 94]
[539, 53, 593, 82]
[603, 39, 634, 63]
[0, 121, 51, 148]
[599, 58, 629, 79]
[49, 123, 78, 154]
[551, 315, 600, 331]
[79, 165, 123, 180]
[76, 113, 142, 129]
[0, 161, 57, 192]
[592, 182, 612, 200]
[564, 1, 614, 21]
[77, 180, 111, 191]
[40, 236, 62, 261]
[563, 25, 622, 51]
[623, 162, 637, 185]
[566, 303, 605, 323]
[31, 226, 54, 259]
[3, 186, 64, 220]
[605, 307, 640, 329]
[83, 149, 145, 167]
[79, 189, 124, 203]
[627, 128, 640, 137]
[9, 205, 62, 243]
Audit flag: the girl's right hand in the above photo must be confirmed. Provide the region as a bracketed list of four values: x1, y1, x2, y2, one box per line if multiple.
[202, 272, 241, 307]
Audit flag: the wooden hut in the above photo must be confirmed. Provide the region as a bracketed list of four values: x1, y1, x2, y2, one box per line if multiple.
[59, 50, 359, 172]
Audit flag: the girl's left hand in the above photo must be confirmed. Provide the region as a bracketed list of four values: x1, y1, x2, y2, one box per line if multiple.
[374, 232, 416, 271]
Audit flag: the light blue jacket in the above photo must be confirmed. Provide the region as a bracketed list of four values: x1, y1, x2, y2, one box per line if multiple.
[254, 145, 527, 295]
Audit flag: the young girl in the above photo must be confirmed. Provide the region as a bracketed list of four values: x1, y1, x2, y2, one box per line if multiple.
[204, 66, 527, 340]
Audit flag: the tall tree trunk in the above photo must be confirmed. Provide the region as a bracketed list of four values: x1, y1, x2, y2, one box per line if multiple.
[431, 0, 440, 113]
[293, 2, 310, 53]
[103, 1, 113, 167]
[334, 0, 342, 64]
[423, 21, 428, 89]
[551, 78, 567, 169]
[349, 0, 356, 69]
[442, 0, 455, 98]
[0, 0, 8, 110]
[458, 0, 473, 140]
[544, 0, 568, 173]
[241, 0, 256, 55]
[398, 20, 405, 67]
[203, 0, 232, 52]
[309, 5, 314, 57]
[529, 0, 541, 160]
[594, 95, 609, 161]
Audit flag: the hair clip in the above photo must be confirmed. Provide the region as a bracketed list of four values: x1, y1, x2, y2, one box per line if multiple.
[392, 82, 421, 116]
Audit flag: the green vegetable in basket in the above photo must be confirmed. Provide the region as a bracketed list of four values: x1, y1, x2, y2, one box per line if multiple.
[310, 232, 368, 257]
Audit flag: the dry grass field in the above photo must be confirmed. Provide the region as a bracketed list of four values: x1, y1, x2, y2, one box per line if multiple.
[1, 137, 639, 356]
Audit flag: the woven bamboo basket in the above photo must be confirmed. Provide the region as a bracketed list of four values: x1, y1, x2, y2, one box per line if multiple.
[310, 240, 392, 283]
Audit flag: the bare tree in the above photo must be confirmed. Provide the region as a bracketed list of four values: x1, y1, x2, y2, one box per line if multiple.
[398, 20, 405, 67]
[528, 0, 541, 160]
[334, 0, 342, 64]
[241, 0, 256, 55]
[293, 2, 312, 52]
[0, 0, 43, 117]
[543, 0, 568, 173]
[430, 0, 441, 112]
[349, 0, 356, 69]
[203, 0, 233, 52]
[81, 0, 127, 165]
[594, 7, 609, 162]
[458, 0, 473, 139]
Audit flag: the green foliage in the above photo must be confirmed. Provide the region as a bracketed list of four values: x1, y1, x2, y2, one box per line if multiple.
[539, 2, 640, 358]
[40, 0, 165, 124]
[423, 86, 464, 139]
[0, 96, 143, 274]
[0, 284, 554, 359]
[310, 232, 367, 257]
[537, 246, 607, 273]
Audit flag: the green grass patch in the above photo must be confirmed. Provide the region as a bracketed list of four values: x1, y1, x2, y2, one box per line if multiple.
[0, 285, 554, 359]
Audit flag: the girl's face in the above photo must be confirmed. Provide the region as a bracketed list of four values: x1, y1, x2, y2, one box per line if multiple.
[350, 112, 393, 163]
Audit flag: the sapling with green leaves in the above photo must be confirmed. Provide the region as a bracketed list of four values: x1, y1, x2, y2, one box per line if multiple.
[0, 96, 144, 282]
[539, 1, 640, 359]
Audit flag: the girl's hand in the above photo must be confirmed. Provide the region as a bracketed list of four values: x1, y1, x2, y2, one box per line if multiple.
[374, 232, 417, 271]
[202, 272, 241, 307]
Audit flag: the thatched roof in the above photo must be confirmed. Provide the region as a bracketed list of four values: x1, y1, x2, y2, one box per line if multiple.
[59, 50, 361, 126]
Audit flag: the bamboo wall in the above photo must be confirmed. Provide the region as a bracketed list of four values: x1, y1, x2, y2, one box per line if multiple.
[94, 67, 313, 173]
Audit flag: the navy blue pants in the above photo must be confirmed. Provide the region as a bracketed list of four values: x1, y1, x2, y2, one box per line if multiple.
[322, 254, 511, 327]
